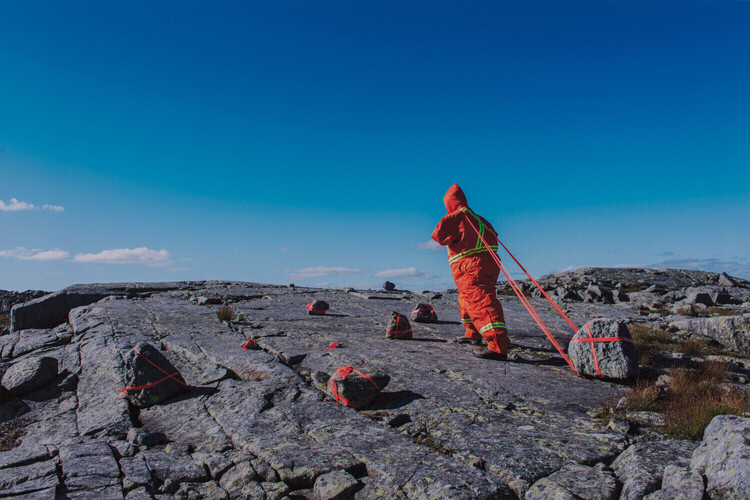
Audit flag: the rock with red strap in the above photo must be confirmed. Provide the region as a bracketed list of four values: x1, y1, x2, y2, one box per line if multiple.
[410, 302, 437, 323]
[306, 300, 329, 315]
[385, 311, 412, 339]
[567, 318, 638, 380]
[326, 366, 390, 408]
[121, 342, 189, 408]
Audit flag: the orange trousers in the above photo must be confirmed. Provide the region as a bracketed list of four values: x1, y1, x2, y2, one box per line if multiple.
[453, 253, 510, 354]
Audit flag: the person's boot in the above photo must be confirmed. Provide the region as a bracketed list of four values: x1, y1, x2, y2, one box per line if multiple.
[454, 335, 483, 345]
[472, 347, 507, 361]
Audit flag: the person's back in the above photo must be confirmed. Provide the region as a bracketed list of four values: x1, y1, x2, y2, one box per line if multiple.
[432, 184, 509, 360]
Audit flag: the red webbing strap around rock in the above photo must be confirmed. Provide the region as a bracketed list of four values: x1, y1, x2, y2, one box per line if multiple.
[570, 337, 634, 343]
[326, 342, 339, 351]
[462, 215, 579, 374]
[327, 366, 381, 408]
[117, 347, 187, 397]
[242, 338, 259, 350]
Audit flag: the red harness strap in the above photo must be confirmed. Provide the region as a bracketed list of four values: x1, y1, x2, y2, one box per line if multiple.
[117, 347, 187, 397]
[326, 342, 339, 351]
[327, 366, 381, 408]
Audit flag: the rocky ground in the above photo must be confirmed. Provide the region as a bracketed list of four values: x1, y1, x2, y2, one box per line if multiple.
[1, 267, 749, 499]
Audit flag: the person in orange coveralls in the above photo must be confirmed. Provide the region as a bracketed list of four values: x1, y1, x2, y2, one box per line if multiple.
[431, 184, 509, 360]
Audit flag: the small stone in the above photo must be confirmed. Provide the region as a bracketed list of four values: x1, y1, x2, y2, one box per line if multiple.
[626, 411, 666, 427]
[314, 469, 359, 500]
[410, 302, 437, 323]
[197, 296, 223, 305]
[122, 342, 189, 408]
[385, 311, 412, 339]
[1, 356, 58, 396]
[327, 366, 390, 408]
[127, 428, 167, 447]
[607, 417, 631, 434]
[383, 281, 396, 291]
[306, 300, 329, 315]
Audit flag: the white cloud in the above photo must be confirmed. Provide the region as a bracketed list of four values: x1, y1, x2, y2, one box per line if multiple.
[374, 267, 437, 280]
[413, 239, 442, 251]
[0, 198, 64, 212]
[0, 247, 70, 261]
[286, 266, 363, 280]
[73, 247, 172, 266]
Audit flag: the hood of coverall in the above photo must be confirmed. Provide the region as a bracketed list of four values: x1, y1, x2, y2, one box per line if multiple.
[443, 184, 468, 213]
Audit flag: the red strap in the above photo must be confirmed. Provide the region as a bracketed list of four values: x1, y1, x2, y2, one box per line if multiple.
[117, 347, 187, 396]
[462, 215, 580, 374]
[242, 338, 259, 350]
[326, 342, 339, 351]
[327, 366, 381, 408]
[387, 314, 412, 335]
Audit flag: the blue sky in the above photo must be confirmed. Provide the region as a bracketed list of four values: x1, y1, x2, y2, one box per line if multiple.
[1, 1, 749, 292]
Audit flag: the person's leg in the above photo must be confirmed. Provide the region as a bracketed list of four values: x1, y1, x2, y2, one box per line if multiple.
[460, 258, 510, 355]
[458, 292, 482, 341]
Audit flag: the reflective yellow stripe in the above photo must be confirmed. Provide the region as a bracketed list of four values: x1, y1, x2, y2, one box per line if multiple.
[461, 317, 473, 324]
[447, 208, 498, 265]
[479, 322, 507, 334]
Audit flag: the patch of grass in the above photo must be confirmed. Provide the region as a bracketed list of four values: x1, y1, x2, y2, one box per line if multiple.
[675, 306, 701, 317]
[623, 283, 650, 293]
[216, 305, 234, 322]
[707, 307, 741, 317]
[620, 360, 750, 440]
[0, 417, 27, 452]
[0, 314, 9, 327]
[630, 324, 730, 362]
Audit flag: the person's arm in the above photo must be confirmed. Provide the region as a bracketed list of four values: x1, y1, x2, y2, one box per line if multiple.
[432, 213, 463, 246]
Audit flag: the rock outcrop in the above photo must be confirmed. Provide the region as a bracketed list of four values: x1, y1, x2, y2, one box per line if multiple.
[0, 269, 748, 498]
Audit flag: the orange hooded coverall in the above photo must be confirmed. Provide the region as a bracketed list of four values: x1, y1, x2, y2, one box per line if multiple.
[431, 184, 510, 355]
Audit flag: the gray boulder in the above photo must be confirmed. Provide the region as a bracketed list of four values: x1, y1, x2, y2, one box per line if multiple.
[326, 366, 390, 408]
[383, 281, 396, 291]
[612, 440, 697, 500]
[385, 311, 412, 339]
[567, 318, 638, 379]
[684, 287, 715, 307]
[585, 284, 614, 304]
[690, 415, 750, 499]
[526, 463, 618, 500]
[669, 314, 750, 355]
[719, 272, 739, 287]
[643, 465, 705, 500]
[122, 342, 189, 408]
[314, 469, 360, 500]
[1, 356, 58, 396]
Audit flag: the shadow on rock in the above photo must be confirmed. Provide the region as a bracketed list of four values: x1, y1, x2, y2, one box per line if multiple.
[367, 390, 425, 410]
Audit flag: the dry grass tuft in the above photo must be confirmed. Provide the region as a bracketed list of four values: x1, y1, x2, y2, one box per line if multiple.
[0, 314, 9, 327]
[707, 307, 741, 317]
[0, 418, 27, 452]
[216, 305, 234, 322]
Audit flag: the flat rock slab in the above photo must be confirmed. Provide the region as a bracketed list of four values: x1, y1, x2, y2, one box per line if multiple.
[3, 280, 652, 498]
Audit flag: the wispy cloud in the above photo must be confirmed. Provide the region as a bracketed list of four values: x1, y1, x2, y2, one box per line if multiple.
[413, 239, 442, 251]
[0, 247, 70, 261]
[73, 247, 172, 266]
[374, 267, 437, 280]
[648, 258, 750, 280]
[0, 198, 64, 212]
[286, 266, 363, 280]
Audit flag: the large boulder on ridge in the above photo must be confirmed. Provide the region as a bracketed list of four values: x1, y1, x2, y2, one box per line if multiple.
[567, 318, 638, 379]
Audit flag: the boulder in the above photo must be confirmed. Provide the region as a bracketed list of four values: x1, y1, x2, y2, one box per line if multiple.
[327, 366, 390, 408]
[385, 311, 412, 339]
[567, 318, 638, 379]
[314, 469, 360, 500]
[585, 284, 614, 304]
[410, 302, 437, 323]
[1, 356, 58, 396]
[690, 415, 750, 499]
[643, 465, 705, 500]
[611, 440, 697, 500]
[669, 314, 750, 355]
[684, 288, 715, 307]
[122, 342, 189, 408]
[526, 463, 618, 500]
[719, 272, 739, 287]
[383, 281, 396, 291]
